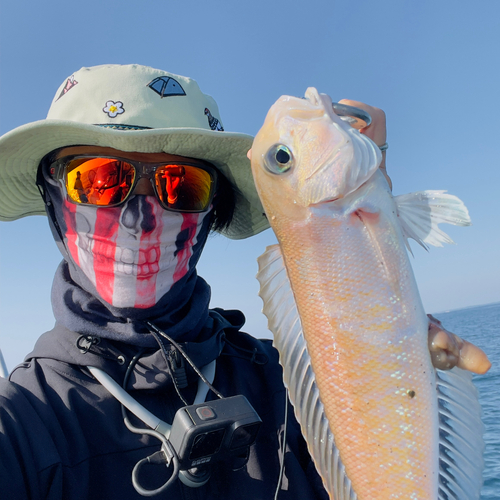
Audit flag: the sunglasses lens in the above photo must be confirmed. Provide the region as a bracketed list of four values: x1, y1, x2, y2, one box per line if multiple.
[155, 164, 214, 212]
[65, 158, 135, 206]
[62, 157, 215, 212]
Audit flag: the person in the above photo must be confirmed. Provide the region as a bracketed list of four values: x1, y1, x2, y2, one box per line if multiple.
[0, 64, 490, 499]
[72, 171, 88, 203]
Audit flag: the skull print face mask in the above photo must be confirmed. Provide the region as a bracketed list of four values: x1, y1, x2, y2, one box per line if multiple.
[42, 162, 212, 310]
[60, 195, 210, 308]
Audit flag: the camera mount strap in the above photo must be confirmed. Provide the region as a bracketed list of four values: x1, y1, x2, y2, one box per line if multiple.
[88, 360, 216, 438]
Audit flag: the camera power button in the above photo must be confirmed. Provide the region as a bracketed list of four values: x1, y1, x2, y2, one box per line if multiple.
[196, 406, 217, 421]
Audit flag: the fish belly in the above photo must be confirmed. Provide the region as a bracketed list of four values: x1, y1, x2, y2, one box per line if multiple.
[274, 209, 439, 499]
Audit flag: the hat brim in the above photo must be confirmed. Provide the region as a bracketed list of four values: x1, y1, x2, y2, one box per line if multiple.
[0, 119, 270, 239]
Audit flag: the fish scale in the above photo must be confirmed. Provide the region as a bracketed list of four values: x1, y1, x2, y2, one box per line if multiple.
[271, 205, 438, 499]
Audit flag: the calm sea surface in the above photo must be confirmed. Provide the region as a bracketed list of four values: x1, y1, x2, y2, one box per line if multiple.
[435, 302, 500, 500]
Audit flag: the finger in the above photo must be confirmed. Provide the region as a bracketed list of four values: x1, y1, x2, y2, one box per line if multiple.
[456, 339, 492, 375]
[338, 99, 386, 145]
[428, 328, 460, 370]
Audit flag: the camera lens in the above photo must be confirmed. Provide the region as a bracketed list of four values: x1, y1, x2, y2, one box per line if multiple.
[229, 423, 260, 450]
[189, 428, 226, 460]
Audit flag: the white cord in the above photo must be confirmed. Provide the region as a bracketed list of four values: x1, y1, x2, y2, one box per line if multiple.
[88, 360, 216, 436]
[194, 360, 216, 404]
[88, 366, 171, 435]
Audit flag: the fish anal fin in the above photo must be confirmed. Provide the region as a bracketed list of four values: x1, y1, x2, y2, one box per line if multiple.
[256, 244, 356, 499]
[436, 367, 484, 499]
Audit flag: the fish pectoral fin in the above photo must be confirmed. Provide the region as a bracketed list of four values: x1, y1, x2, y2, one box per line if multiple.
[394, 190, 471, 250]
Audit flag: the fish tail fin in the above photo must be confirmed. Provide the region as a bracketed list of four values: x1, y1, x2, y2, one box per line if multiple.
[395, 191, 471, 250]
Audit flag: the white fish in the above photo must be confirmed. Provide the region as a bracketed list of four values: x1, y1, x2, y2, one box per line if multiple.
[250, 88, 484, 499]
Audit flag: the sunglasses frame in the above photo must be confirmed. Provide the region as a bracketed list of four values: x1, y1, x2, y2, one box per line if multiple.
[50, 154, 218, 213]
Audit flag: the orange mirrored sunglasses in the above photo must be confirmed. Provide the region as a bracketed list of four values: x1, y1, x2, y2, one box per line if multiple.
[50, 155, 217, 213]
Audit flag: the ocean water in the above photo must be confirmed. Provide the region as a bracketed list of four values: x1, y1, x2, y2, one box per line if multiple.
[435, 302, 500, 500]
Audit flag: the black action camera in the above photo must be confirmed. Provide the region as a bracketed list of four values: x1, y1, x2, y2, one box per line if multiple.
[169, 395, 261, 480]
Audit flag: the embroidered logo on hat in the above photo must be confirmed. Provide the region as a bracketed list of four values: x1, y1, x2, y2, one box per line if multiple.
[103, 100, 125, 118]
[147, 76, 186, 98]
[57, 75, 78, 101]
[204, 108, 224, 131]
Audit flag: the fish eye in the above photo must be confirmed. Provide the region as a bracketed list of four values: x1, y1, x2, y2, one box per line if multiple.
[264, 144, 294, 175]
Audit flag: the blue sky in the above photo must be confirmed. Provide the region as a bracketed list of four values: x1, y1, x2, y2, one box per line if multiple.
[0, 0, 499, 370]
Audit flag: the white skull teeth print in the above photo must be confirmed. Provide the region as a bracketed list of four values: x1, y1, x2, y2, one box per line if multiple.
[115, 247, 160, 275]
[61, 195, 207, 308]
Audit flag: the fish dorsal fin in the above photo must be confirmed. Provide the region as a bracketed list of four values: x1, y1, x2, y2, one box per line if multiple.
[257, 244, 357, 500]
[436, 367, 484, 499]
[395, 191, 471, 251]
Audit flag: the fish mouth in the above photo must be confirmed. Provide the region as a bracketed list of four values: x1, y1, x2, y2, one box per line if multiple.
[311, 196, 342, 206]
[310, 174, 379, 208]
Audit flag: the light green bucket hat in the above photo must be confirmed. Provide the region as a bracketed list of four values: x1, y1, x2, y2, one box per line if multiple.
[0, 63, 270, 239]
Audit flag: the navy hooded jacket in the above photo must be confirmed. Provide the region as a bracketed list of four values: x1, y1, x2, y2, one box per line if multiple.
[0, 311, 329, 499]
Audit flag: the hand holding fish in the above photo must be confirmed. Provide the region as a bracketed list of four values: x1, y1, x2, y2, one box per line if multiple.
[428, 314, 491, 374]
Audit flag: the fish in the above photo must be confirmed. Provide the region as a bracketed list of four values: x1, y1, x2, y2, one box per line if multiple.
[249, 88, 484, 499]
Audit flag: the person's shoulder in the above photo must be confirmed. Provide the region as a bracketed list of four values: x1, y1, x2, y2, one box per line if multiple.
[0, 374, 68, 496]
[2, 361, 54, 414]
[0, 375, 25, 402]
[0, 375, 45, 429]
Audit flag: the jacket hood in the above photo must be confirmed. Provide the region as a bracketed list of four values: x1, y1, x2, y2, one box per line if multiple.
[25, 308, 246, 392]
